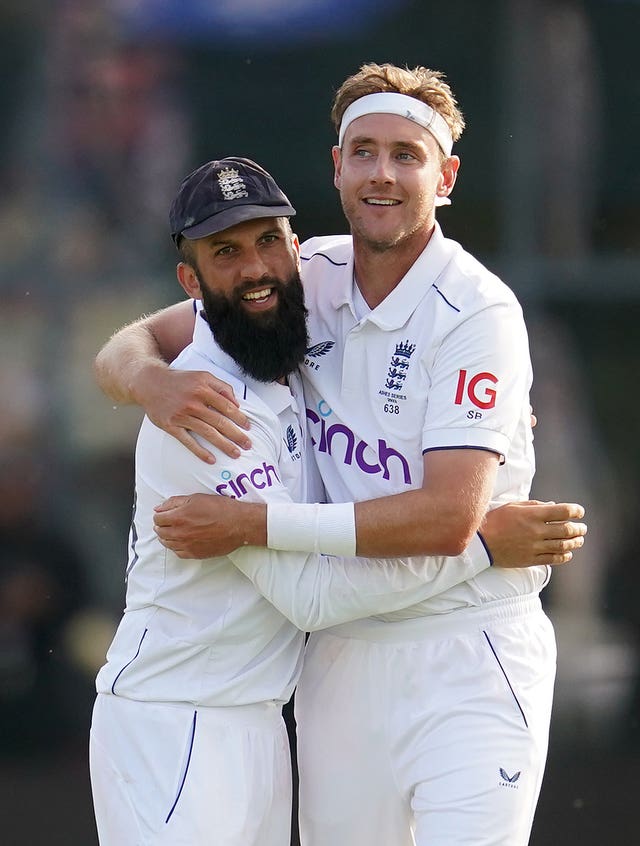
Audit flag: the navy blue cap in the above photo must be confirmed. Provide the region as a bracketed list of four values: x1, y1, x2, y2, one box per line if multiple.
[169, 157, 296, 245]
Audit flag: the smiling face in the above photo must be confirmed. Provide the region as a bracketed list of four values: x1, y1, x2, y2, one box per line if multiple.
[176, 216, 309, 382]
[178, 216, 300, 313]
[333, 113, 459, 254]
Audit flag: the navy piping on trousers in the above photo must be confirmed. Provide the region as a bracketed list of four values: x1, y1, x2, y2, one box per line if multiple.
[483, 630, 529, 727]
[166, 710, 198, 823]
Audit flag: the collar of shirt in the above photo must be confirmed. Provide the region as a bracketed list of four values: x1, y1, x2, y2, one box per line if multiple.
[190, 305, 300, 416]
[329, 223, 456, 330]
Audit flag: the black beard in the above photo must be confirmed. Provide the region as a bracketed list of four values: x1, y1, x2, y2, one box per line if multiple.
[199, 270, 309, 383]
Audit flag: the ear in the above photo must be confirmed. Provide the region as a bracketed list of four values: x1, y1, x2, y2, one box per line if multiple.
[176, 262, 202, 300]
[436, 155, 460, 201]
[331, 145, 342, 189]
[291, 232, 302, 272]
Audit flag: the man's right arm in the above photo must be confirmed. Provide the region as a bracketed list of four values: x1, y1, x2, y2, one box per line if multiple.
[94, 300, 252, 462]
[228, 536, 494, 632]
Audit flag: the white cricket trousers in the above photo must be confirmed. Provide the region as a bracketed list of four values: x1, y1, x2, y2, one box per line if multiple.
[295, 595, 556, 846]
[90, 695, 291, 846]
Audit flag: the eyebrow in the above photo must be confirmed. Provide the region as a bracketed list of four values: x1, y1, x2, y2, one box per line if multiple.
[348, 135, 425, 153]
[206, 225, 282, 248]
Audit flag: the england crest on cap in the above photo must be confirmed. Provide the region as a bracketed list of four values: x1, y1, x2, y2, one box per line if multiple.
[217, 167, 249, 201]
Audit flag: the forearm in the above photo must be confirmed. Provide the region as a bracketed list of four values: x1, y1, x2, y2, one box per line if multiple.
[267, 492, 484, 559]
[211, 501, 356, 556]
[229, 532, 491, 631]
[95, 322, 169, 405]
[268, 473, 494, 562]
[95, 300, 196, 405]
[267, 450, 498, 559]
[353, 487, 484, 557]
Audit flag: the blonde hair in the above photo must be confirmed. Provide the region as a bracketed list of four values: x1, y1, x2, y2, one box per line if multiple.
[331, 62, 465, 145]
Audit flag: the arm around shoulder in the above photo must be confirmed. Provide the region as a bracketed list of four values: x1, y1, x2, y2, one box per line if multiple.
[94, 301, 195, 404]
[95, 300, 251, 461]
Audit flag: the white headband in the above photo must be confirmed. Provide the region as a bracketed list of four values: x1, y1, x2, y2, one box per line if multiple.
[338, 92, 454, 157]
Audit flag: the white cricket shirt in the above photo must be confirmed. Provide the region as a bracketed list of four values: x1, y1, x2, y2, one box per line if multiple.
[95, 312, 312, 706]
[96, 309, 493, 705]
[299, 223, 548, 616]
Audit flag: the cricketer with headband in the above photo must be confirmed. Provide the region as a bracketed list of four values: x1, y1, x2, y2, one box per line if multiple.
[95, 63, 588, 846]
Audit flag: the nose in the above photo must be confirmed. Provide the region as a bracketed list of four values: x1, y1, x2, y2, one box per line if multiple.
[368, 152, 394, 184]
[240, 249, 270, 283]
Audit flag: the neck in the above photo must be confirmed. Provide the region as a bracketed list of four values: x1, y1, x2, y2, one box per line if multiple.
[352, 223, 436, 309]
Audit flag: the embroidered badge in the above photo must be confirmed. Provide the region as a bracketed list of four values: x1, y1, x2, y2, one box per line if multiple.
[217, 167, 249, 200]
[378, 340, 416, 402]
[306, 341, 335, 358]
[285, 425, 298, 454]
[304, 340, 335, 371]
[284, 424, 302, 460]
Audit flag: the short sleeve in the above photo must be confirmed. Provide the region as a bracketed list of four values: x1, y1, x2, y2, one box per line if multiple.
[422, 301, 532, 458]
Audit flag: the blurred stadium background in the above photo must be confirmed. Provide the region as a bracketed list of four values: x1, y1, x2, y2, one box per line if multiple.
[0, 0, 638, 843]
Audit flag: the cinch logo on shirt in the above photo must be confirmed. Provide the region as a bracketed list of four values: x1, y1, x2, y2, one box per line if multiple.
[215, 462, 281, 499]
[306, 407, 412, 485]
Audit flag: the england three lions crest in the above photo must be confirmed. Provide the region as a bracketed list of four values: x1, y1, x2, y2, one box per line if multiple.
[378, 340, 416, 402]
[217, 167, 249, 200]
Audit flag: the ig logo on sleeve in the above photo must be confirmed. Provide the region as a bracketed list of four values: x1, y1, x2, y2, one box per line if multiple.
[454, 369, 498, 418]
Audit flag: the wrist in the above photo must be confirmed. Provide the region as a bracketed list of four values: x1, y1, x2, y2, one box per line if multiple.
[267, 502, 356, 556]
[237, 503, 268, 548]
[128, 359, 171, 407]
